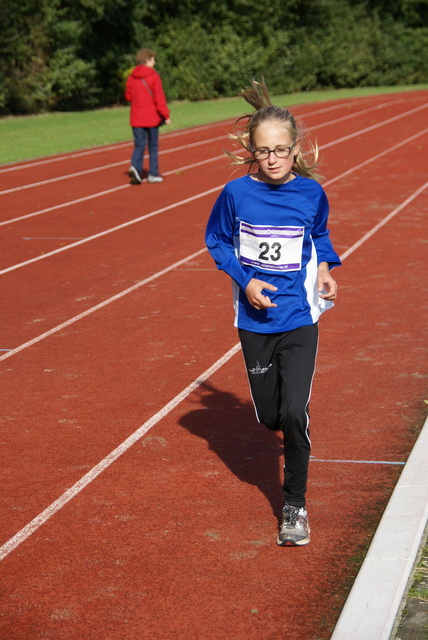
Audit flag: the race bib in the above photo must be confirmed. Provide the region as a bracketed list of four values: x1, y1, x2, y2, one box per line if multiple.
[239, 221, 304, 272]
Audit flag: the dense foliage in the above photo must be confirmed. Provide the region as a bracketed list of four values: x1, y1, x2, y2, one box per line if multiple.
[0, 0, 427, 114]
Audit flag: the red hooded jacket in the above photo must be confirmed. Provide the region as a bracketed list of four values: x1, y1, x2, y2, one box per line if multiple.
[125, 65, 170, 127]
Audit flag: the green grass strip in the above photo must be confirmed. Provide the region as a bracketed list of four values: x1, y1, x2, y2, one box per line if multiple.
[0, 85, 426, 165]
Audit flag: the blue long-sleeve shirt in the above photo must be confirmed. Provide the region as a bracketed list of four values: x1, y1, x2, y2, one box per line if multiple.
[205, 174, 341, 333]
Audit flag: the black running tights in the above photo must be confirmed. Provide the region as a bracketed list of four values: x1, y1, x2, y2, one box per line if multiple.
[238, 323, 319, 508]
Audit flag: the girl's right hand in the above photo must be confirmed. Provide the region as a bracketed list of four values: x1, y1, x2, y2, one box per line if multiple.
[245, 278, 278, 310]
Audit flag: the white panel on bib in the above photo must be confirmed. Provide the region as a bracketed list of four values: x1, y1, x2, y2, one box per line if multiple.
[239, 221, 304, 272]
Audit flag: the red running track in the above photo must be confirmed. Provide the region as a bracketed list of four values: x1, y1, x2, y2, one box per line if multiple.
[0, 91, 427, 639]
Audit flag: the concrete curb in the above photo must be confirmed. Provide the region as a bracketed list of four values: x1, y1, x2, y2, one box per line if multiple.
[330, 414, 428, 640]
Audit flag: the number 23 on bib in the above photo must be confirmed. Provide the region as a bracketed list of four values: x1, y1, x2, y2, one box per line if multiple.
[239, 222, 304, 272]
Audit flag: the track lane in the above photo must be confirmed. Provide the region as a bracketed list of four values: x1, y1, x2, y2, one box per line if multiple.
[0, 91, 427, 640]
[1, 93, 425, 198]
[0, 180, 229, 346]
[3, 99, 426, 270]
[0, 137, 229, 222]
[0, 251, 237, 538]
[1, 175, 425, 542]
[0, 195, 425, 636]
[0, 377, 405, 640]
[0, 121, 234, 183]
[1, 126, 426, 348]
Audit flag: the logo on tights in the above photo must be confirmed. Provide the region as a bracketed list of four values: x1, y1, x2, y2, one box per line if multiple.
[249, 361, 272, 375]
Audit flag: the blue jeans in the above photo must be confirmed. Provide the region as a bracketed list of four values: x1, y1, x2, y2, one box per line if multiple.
[131, 126, 159, 176]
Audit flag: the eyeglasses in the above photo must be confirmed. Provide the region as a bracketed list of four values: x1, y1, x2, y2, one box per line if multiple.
[252, 141, 297, 161]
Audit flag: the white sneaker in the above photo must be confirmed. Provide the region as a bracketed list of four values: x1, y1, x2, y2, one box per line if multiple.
[277, 503, 310, 546]
[147, 174, 163, 183]
[128, 166, 142, 184]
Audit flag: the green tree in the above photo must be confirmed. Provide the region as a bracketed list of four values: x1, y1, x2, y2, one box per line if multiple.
[0, 0, 426, 115]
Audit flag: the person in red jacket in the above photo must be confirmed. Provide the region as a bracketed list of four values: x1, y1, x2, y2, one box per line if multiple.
[125, 48, 171, 184]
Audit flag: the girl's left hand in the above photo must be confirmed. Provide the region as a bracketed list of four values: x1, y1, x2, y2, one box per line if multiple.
[317, 262, 338, 301]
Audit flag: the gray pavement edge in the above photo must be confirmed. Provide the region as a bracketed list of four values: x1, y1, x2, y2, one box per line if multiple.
[330, 414, 428, 640]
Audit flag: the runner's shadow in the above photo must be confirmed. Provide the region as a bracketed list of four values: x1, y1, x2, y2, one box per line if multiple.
[179, 379, 284, 523]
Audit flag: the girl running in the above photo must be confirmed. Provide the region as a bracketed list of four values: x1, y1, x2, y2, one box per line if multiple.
[205, 81, 341, 546]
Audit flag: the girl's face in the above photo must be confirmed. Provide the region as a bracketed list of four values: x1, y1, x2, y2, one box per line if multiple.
[251, 119, 299, 185]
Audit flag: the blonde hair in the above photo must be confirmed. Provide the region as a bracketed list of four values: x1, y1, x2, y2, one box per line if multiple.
[226, 80, 320, 180]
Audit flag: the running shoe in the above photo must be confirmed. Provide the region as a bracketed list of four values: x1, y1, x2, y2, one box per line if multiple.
[147, 174, 163, 183]
[277, 503, 310, 546]
[128, 165, 142, 184]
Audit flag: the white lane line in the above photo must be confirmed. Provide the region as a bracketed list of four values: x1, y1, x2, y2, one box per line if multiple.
[2, 101, 425, 231]
[330, 416, 428, 640]
[0, 184, 224, 276]
[310, 458, 405, 465]
[0, 98, 413, 196]
[0, 154, 224, 228]
[2, 122, 426, 275]
[0, 174, 425, 561]
[0, 120, 234, 173]
[0, 248, 208, 363]
[305, 98, 409, 132]
[2, 179, 425, 363]
[320, 102, 427, 150]
[340, 180, 428, 262]
[0, 342, 242, 561]
[0, 99, 361, 173]
[1, 91, 416, 175]
[0, 92, 421, 176]
[0, 184, 130, 227]
[324, 127, 428, 188]
[0, 136, 226, 195]
[296, 96, 406, 119]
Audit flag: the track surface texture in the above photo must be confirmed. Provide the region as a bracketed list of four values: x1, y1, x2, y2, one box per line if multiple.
[1, 91, 427, 640]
